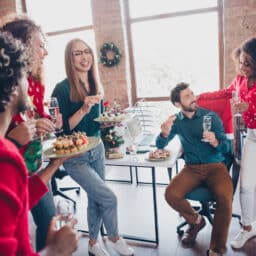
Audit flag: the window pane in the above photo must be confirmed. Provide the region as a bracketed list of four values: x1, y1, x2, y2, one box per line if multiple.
[132, 12, 219, 98]
[44, 30, 95, 99]
[26, 0, 92, 32]
[129, 0, 217, 18]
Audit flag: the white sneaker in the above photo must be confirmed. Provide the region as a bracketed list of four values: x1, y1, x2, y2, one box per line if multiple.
[108, 237, 134, 255]
[231, 228, 256, 249]
[88, 242, 110, 256]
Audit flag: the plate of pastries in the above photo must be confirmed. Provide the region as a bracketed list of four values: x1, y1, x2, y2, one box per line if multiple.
[94, 112, 126, 123]
[146, 149, 171, 161]
[44, 132, 100, 158]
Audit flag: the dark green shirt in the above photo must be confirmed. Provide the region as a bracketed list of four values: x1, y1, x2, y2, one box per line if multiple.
[156, 108, 230, 164]
[52, 79, 103, 136]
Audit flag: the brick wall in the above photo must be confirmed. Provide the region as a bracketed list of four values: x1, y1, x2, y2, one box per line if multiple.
[91, 0, 130, 108]
[91, 0, 256, 105]
[0, 0, 16, 20]
[1, 0, 256, 105]
[223, 0, 256, 85]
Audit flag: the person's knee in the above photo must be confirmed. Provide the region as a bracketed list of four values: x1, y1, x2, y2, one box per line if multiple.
[108, 191, 118, 207]
[165, 186, 179, 207]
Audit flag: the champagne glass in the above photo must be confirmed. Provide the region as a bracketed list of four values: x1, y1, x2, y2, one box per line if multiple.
[48, 97, 63, 134]
[56, 199, 74, 229]
[232, 89, 241, 117]
[201, 115, 212, 142]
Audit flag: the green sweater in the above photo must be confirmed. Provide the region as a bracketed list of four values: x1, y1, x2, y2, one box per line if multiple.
[156, 108, 230, 164]
[52, 79, 103, 137]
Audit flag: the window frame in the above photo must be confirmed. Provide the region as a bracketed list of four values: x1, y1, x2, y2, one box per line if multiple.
[123, 0, 224, 105]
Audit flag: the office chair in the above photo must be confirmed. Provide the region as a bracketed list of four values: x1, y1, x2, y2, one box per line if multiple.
[51, 167, 81, 208]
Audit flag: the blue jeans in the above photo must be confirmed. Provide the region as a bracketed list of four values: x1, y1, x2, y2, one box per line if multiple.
[30, 186, 55, 251]
[63, 141, 118, 239]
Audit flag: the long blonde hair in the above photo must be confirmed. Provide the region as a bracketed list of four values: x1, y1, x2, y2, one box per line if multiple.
[65, 38, 103, 102]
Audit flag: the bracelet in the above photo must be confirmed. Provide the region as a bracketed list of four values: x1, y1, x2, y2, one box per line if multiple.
[6, 135, 22, 148]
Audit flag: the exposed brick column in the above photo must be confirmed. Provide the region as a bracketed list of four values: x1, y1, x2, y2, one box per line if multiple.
[223, 0, 256, 86]
[0, 0, 16, 20]
[91, 0, 129, 108]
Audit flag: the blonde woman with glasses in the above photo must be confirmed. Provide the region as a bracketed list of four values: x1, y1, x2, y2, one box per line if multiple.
[52, 38, 134, 256]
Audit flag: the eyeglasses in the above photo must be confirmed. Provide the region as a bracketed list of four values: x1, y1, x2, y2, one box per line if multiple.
[72, 49, 91, 57]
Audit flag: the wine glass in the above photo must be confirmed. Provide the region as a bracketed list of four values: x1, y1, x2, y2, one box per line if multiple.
[47, 97, 63, 134]
[201, 115, 212, 142]
[56, 198, 74, 229]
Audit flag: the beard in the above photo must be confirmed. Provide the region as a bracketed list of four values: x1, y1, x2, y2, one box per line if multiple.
[181, 101, 198, 112]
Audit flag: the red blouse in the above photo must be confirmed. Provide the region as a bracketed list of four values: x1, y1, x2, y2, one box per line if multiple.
[198, 74, 256, 129]
[0, 137, 47, 256]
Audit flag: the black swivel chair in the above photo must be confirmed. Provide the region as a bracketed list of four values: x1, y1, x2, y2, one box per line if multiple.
[51, 167, 81, 208]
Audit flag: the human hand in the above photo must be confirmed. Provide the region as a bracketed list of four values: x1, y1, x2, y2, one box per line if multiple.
[36, 118, 56, 135]
[80, 95, 100, 114]
[44, 216, 81, 256]
[7, 120, 37, 146]
[202, 131, 219, 147]
[160, 115, 176, 138]
[233, 101, 249, 114]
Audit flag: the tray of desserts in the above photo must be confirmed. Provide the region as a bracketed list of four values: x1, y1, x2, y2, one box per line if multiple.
[94, 112, 127, 124]
[43, 132, 100, 158]
[146, 149, 171, 161]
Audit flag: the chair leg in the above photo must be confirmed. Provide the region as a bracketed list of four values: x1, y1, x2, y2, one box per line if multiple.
[176, 221, 187, 237]
[55, 190, 76, 208]
[59, 186, 80, 194]
[200, 202, 214, 225]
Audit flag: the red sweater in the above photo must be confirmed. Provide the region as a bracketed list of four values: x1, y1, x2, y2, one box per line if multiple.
[198, 74, 256, 132]
[0, 137, 47, 255]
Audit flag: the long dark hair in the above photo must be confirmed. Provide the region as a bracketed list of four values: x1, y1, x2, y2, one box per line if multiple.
[232, 37, 256, 72]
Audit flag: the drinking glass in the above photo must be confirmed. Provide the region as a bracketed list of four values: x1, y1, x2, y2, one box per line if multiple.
[201, 115, 212, 142]
[56, 199, 74, 229]
[232, 90, 241, 117]
[47, 97, 63, 134]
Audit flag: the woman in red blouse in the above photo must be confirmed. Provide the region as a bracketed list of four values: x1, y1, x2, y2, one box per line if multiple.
[0, 30, 79, 256]
[198, 38, 256, 250]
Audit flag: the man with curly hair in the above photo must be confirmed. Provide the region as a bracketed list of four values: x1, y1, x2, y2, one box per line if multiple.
[0, 30, 80, 255]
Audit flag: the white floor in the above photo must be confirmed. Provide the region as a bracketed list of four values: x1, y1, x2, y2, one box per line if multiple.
[29, 163, 256, 255]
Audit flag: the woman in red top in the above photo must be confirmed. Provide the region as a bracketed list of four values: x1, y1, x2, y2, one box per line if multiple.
[198, 38, 256, 251]
[2, 16, 60, 251]
[0, 30, 79, 255]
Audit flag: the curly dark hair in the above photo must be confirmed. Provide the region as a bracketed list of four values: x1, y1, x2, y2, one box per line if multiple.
[0, 30, 27, 112]
[170, 82, 189, 105]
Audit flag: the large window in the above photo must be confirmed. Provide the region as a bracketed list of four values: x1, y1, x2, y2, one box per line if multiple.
[24, 0, 94, 99]
[126, 0, 222, 103]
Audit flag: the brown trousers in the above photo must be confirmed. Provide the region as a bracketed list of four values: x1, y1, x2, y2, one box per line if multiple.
[165, 162, 233, 254]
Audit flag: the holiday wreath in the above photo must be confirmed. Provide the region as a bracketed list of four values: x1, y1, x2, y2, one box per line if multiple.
[99, 42, 121, 67]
